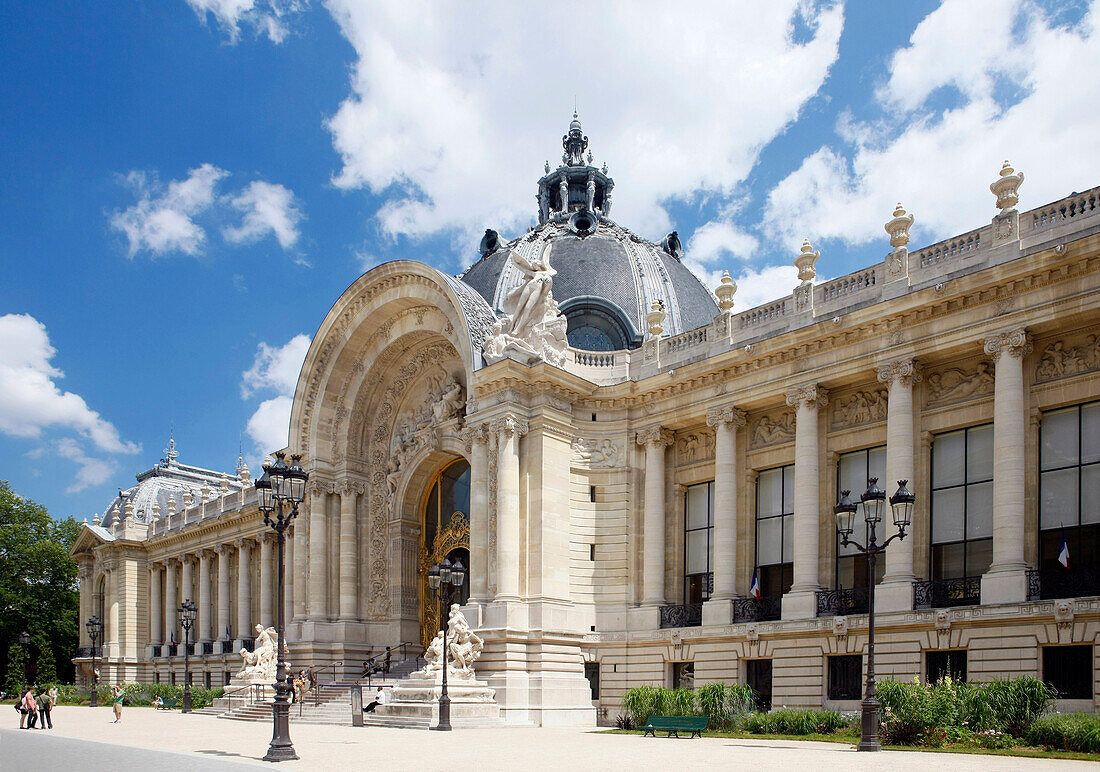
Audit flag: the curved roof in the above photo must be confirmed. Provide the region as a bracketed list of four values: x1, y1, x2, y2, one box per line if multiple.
[459, 218, 718, 342]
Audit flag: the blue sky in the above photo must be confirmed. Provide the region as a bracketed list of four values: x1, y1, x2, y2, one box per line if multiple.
[1, 0, 1097, 520]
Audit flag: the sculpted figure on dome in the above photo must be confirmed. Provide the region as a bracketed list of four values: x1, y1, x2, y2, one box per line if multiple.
[483, 246, 568, 367]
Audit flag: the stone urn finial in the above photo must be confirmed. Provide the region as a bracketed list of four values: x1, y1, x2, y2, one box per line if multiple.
[884, 203, 914, 248]
[715, 270, 737, 311]
[92, 512, 101, 526]
[151, 500, 161, 521]
[646, 301, 666, 338]
[794, 239, 820, 284]
[167, 494, 176, 516]
[991, 160, 1024, 213]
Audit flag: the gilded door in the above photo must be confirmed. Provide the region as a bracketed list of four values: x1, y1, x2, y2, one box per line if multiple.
[417, 459, 471, 647]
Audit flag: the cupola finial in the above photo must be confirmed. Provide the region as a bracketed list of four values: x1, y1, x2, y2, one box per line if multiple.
[562, 113, 588, 167]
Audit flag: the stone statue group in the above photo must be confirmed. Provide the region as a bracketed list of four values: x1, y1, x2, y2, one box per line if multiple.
[236, 624, 290, 683]
[413, 604, 484, 680]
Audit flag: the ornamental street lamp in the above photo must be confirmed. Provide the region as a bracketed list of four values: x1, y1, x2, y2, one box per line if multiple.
[834, 478, 914, 752]
[427, 556, 467, 732]
[255, 451, 308, 762]
[86, 617, 103, 707]
[19, 631, 30, 689]
[178, 599, 197, 713]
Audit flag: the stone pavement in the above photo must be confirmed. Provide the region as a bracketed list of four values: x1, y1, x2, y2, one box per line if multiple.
[4, 707, 1087, 771]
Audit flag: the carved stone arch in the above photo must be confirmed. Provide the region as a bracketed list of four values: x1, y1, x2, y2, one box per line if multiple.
[290, 261, 496, 471]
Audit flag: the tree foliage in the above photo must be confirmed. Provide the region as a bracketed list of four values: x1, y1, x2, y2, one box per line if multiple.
[0, 480, 80, 685]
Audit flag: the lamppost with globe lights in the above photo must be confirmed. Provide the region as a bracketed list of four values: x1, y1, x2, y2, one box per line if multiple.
[833, 477, 915, 752]
[426, 556, 466, 732]
[178, 599, 197, 713]
[255, 451, 308, 763]
[86, 616, 103, 707]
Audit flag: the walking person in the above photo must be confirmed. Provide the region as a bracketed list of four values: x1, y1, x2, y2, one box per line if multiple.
[111, 684, 124, 723]
[39, 686, 54, 729]
[22, 688, 37, 729]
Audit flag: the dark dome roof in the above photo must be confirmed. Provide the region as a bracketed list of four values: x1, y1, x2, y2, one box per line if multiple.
[459, 219, 718, 347]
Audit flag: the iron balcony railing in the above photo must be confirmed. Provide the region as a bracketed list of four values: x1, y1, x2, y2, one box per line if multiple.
[201, 641, 214, 655]
[75, 646, 102, 659]
[220, 640, 234, 654]
[166, 643, 178, 656]
[659, 602, 703, 628]
[732, 596, 782, 622]
[815, 587, 870, 617]
[914, 576, 981, 609]
[1027, 566, 1100, 601]
[151, 645, 162, 658]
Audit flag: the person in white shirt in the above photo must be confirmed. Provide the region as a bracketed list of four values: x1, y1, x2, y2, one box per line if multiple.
[363, 687, 387, 713]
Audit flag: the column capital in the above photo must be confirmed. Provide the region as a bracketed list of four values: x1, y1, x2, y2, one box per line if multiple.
[984, 328, 1032, 360]
[166, 557, 181, 568]
[179, 553, 196, 566]
[673, 483, 688, 497]
[706, 405, 747, 429]
[198, 548, 217, 561]
[258, 531, 277, 546]
[306, 479, 332, 496]
[338, 479, 365, 496]
[234, 537, 254, 550]
[460, 422, 491, 452]
[216, 542, 234, 556]
[876, 358, 923, 387]
[635, 426, 675, 448]
[785, 384, 829, 409]
[490, 413, 529, 438]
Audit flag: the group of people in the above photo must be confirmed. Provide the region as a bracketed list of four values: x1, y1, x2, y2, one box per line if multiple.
[360, 646, 392, 678]
[15, 685, 57, 729]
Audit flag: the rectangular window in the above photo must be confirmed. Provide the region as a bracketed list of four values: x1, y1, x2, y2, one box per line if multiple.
[931, 425, 994, 580]
[745, 659, 773, 712]
[1039, 402, 1100, 579]
[755, 466, 794, 598]
[926, 650, 967, 683]
[836, 446, 887, 590]
[684, 482, 715, 603]
[224, 671, 232, 687]
[170, 672, 176, 686]
[828, 655, 863, 701]
[584, 662, 600, 701]
[204, 671, 211, 689]
[154, 672, 160, 684]
[589, 543, 596, 561]
[1043, 646, 1093, 699]
[671, 661, 695, 690]
[590, 485, 597, 503]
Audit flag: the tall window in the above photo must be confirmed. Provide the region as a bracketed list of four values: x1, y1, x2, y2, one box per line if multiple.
[931, 425, 994, 580]
[836, 447, 887, 590]
[95, 577, 105, 623]
[684, 482, 714, 603]
[1039, 402, 1100, 572]
[755, 466, 794, 598]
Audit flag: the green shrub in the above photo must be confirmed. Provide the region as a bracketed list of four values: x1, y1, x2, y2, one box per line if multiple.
[980, 677, 1057, 737]
[877, 679, 929, 745]
[741, 708, 852, 735]
[622, 686, 663, 728]
[1025, 713, 1100, 753]
[695, 683, 754, 730]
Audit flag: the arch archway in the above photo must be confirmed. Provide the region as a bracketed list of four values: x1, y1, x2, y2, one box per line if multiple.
[417, 458, 471, 646]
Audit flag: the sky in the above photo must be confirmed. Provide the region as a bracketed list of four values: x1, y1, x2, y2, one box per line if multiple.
[1, 0, 1098, 521]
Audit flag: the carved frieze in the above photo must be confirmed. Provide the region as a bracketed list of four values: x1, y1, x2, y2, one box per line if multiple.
[749, 411, 795, 449]
[832, 388, 888, 429]
[675, 430, 715, 466]
[925, 362, 994, 406]
[571, 437, 622, 468]
[1035, 333, 1100, 383]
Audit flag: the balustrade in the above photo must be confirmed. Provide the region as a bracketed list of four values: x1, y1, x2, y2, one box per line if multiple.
[815, 587, 870, 617]
[659, 603, 703, 628]
[819, 268, 877, 304]
[732, 596, 782, 622]
[739, 299, 787, 329]
[1031, 190, 1100, 232]
[916, 228, 984, 268]
[913, 577, 980, 609]
[1027, 566, 1100, 601]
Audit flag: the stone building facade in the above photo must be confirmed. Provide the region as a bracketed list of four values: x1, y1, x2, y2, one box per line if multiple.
[72, 121, 1100, 724]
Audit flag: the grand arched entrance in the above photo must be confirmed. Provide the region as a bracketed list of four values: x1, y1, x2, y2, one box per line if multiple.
[418, 458, 471, 646]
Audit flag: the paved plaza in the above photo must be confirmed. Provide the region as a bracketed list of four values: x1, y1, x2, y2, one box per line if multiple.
[2, 707, 1091, 771]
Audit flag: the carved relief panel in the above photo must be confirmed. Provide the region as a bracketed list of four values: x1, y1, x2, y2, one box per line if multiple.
[1034, 330, 1100, 383]
[749, 410, 795, 449]
[924, 361, 995, 407]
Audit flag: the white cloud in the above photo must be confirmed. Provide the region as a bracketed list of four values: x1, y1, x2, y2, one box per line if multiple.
[110, 166, 305, 258]
[324, 0, 843, 247]
[110, 164, 227, 257]
[0, 313, 139, 455]
[185, 0, 306, 44]
[729, 263, 801, 310]
[242, 334, 309, 457]
[55, 438, 118, 494]
[687, 220, 759, 264]
[763, 0, 1100, 248]
[223, 181, 303, 249]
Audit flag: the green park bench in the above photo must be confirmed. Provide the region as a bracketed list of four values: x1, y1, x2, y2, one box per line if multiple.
[641, 715, 708, 738]
[156, 698, 178, 710]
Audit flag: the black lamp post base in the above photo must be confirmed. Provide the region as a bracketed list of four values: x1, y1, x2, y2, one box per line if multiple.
[264, 744, 300, 762]
[857, 696, 882, 751]
[182, 691, 192, 713]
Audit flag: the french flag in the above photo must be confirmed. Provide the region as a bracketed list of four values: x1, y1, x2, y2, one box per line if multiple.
[749, 568, 762, 599]
[1058, 530, 1070, 569]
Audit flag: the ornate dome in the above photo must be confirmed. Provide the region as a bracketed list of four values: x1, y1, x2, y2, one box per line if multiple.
[458, 117, 718, 352]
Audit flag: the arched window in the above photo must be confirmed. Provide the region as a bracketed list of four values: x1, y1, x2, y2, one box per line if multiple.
[95, 576, 106, 624]
[561, 297, 639, 352]
[423, 459, 471, 607]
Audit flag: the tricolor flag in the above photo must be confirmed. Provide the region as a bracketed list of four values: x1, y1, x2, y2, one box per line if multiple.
[749, 568, 762, 599]
[1058, 530, 1070, 569]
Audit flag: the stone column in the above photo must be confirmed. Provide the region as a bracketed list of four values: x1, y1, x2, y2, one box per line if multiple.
[217, 546, 231, 643]
[783, 385, 828, 620]
[106, 566, 119, 651]
[180, 554, 194, 605]
[636, 427, 674, 606]
[292, 511, 307, 621]
[703, 406, 746, 625]
[236, 538, 253, 642]
[338, 482, 361, 620]
[308, 482, 329, 619]
[149, 563, 163, 646]
[465, 424, 491, 603]
[164, 559, 178, 644]
[198, 550, 213, 643]
[877, 359, 922, 612]
[492, 414, 528, 600]
[982, 328, 1032, 604]
[259, 534, 274, 629]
